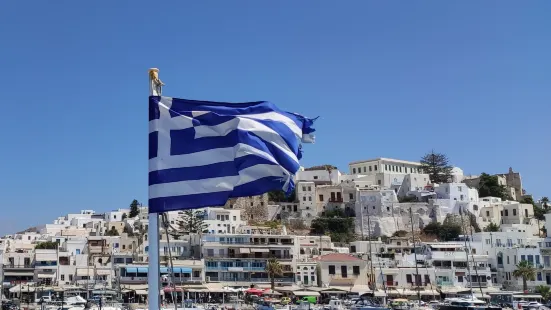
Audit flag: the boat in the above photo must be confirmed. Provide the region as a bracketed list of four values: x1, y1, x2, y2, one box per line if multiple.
[350, 298, 389, 310]
[438, 297, 501, 310]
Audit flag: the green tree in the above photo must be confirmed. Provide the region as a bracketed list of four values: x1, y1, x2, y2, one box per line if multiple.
[174, 210, 209, 234]
[129, 200, 140, 218]
[420, 151, 453, 184]
[265, 257, 283, 290]
[268, 189, 296, 203]
[512, 260, 536, 292]
[536, 285, 551, 302]
[399, 196, 418, 203]
[35, 241, 58, 250]
[310, 211, 357, 243]
[422, 221, 462, 241]
[521, 197, 546, 221]
[477, 173, 509, 200]
[484, 222, 500, 232]
[106, 226, 119, 236]
[392, 230, 408, 237]
[542, 197, 549, 210]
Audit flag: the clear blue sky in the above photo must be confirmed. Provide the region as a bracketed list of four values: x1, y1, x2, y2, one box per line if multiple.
[0, 1, 549, 235]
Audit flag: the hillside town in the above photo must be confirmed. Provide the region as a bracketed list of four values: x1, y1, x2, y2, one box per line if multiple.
[1, 155, 550, 307]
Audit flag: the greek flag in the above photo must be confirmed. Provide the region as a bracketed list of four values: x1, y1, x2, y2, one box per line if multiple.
[148, 96, 316, 213]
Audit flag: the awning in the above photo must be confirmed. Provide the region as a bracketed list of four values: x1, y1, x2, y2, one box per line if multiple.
[293, 291, 320, 297]
[96, 269, 111, 276]
[350, 285, 371, 294]
[320, 290, 347, 294]
[239, 248, 251, 254]
[121, 284, 149, 290]
[76, 269, 93, 277]
[125, 267, 138, 273]
[92, 290, 116, 295]
[160, 267, 192, 273]
[135, 290, 148, 295]
[251, 248, 270, 253]
[137, 267, 148, 273]
[3, 272, 34, 276]
[420, 290, 439, 296]
[37, 274, 54, 279]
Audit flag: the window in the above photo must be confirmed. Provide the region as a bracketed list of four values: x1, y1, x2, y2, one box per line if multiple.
[233, 216, 236, 221]
[486, 211, 490, 217]
[308, 196, 312, 201]
[536, 255, 540, 265]
[525, 209, 528, 217]
[378, 180, 381, 185]
[538, 272, 543, 281]
[353, 266, 360, 275]
[328, 265, 335, 275]
[303, 197, 306, 201]
[308, 186, 311, 191]
[458, 186, 462, 192]
[353, 168, 356, 174]
[363, 167, 366, 173]
[319, 195, 324, 201]
[341, 266, 348, 277]
[369, 166, 372, 172]
[507, 256, 510, 264]
[374, 165, 377, 171]
[505, 210, 509, 216]
[69, 275, 73, 281]
[313, 176, 318, 179]
[521, 255, 526, 261]
[349, 193, 354, 200]
[351, 246, 356, 253]
[406, 274, 412, 283]
[513, 209, 517, 216]
[61, 275, 65, 281]
[424, 275, 430, 284]
[302, 186, 306, 191]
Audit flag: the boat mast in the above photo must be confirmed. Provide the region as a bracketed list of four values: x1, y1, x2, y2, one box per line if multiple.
[459, 206, 474, 298]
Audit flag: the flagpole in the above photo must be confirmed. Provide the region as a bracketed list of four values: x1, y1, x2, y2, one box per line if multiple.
[148, 68, 162, 310]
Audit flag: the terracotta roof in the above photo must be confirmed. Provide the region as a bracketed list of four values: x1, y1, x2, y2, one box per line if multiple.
[316, 253, 362, 262]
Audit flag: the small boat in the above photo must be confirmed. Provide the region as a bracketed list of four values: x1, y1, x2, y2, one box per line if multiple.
[438, 297, 501, 310]
[351, 298, 389, 310]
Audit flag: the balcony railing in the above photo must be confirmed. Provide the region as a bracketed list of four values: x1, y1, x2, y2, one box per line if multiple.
[436, 280, 454, 286]
[121, 276, 202, 284]
[204, 254, 292, 260]
[5, 264, 34, 269]
[385, 281, 398, 287]
[206, 266, 267, 272]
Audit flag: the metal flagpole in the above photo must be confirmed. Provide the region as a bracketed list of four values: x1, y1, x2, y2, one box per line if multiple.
[148, 68, 163, 310]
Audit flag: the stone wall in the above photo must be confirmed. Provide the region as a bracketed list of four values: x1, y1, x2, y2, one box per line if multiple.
[223, 194, 269, 222]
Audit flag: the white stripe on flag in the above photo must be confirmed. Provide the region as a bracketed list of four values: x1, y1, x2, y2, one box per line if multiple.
[148, 143, 283, 173]
[148, 164, 288, 199]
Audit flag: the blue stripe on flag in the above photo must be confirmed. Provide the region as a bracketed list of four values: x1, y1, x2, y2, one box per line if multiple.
[148, 155, 278, 185]
[167, 97, 304, 129]
[169, 129, 300, 174]
[149, 97, 160, 121]
[149, 132, 158, 159]
[148, 176, 293, 213]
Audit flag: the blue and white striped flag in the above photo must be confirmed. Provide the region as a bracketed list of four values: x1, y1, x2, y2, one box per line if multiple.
[148, 96, 316, 213]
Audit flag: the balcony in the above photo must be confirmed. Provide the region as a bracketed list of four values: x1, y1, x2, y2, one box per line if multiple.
[385, 281, 398, 287]
[436, 280, 454, 287]
[204, 254, 292, 260]
[329, 198, 343, 203]
[470, 281, 489, 288]
[206, 266, 267, 272]
[120, 276, 202, 284]
[5, 264, 34, 269]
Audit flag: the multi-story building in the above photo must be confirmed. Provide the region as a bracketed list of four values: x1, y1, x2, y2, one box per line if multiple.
[417, 243, 494, 293]
[348, 158, 426, 189]
[202, 233, 296, 287]
[316, 253, 368, 289]
[464, 167, 523, 201]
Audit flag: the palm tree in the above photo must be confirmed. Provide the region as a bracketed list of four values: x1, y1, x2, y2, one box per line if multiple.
[535, 285, 551, 302]
[265, 257, 283, 290]
[512, 260, 536, 291]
